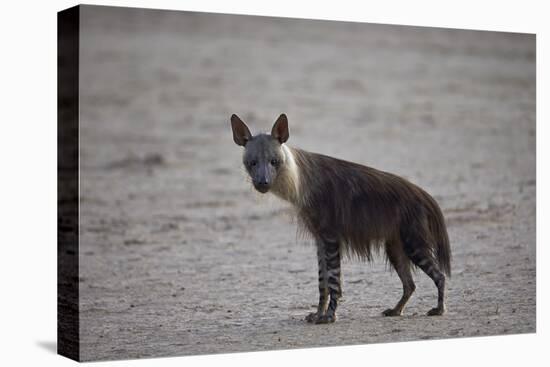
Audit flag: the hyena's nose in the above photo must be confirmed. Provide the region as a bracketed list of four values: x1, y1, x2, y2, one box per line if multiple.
[255, 179, 270, 193]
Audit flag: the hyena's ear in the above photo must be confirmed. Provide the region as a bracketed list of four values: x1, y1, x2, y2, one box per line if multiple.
[231, 114, 252, 146]
[271, 114, 289, 144]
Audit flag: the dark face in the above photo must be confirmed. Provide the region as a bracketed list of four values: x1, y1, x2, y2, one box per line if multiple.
[243, 135, 284, 193]
[230, 113, 290, 194]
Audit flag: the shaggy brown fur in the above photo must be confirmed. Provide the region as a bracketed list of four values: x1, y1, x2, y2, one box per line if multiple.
[290, 147, 451, 274]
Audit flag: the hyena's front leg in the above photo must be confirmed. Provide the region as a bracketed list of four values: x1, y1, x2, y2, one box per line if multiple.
[318, 239, 341, 323]
[306, 240, 328, 323]
[306, 239, 341, 324]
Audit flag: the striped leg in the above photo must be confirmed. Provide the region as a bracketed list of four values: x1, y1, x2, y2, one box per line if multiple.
[407, 247, 446, 316]
[316, 239, 341, 324]
[306, 240, 328, 323]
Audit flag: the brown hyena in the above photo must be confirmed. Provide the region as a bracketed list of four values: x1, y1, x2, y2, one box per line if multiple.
[230, 114, 451, 324]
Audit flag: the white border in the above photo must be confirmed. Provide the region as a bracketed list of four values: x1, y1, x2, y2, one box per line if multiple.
[0, 1, 546, 366]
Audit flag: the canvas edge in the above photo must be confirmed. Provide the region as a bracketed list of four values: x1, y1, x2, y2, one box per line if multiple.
[57, 4, 81, 362]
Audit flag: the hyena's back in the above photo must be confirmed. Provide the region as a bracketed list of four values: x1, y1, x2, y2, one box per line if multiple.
[292, 148, 451, 276]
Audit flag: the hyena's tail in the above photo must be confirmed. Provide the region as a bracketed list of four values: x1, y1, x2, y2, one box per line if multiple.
[425, 194, 451, 277]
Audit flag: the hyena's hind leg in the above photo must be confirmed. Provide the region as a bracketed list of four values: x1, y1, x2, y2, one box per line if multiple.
[404, 239, 447, 316]
[382, 241, 416, 317]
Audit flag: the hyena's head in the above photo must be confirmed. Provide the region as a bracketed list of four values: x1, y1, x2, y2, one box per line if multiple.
[230, 114, 289, 194]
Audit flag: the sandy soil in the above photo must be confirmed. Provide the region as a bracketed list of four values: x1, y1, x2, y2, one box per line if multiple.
[76, 6, 536, 361]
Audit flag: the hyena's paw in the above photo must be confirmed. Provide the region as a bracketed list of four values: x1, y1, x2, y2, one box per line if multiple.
[305, 312, 321, 323]
[426, 306, 446, 316]
[314, 313, 336, 324]
[382, 308, 403, 317]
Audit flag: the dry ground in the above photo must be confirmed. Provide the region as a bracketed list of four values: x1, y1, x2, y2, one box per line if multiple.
[76, 6, 535, 361]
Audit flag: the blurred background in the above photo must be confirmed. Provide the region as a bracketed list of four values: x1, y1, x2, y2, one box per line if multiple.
[77, 5, 535, 361]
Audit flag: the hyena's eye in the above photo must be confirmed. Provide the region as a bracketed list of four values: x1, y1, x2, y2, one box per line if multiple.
[248, 160, 257, 167]
[270, 159, 280, 167]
